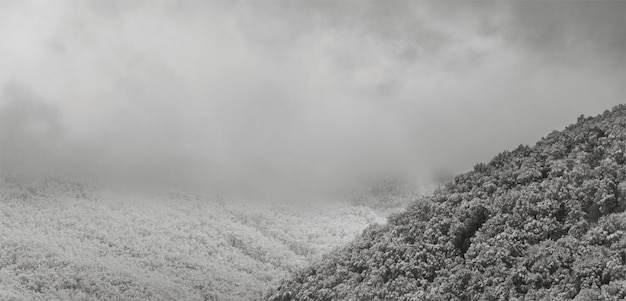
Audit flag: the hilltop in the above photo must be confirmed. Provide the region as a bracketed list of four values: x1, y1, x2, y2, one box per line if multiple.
[268, 105, 626, 300]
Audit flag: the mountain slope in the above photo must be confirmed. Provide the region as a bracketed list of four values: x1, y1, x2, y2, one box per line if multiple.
[268, 105, 626, 301]
[0, 183, 388, 301]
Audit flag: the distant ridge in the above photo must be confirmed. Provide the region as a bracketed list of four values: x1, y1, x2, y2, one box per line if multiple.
[268, 104, 626, 300]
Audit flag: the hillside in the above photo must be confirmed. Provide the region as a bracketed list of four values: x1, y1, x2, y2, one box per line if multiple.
[0, 181, 395, 301]
[268, 105, 626, 301]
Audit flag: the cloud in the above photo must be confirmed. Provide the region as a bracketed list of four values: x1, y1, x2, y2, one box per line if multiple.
[0, 83, 64, 175]
[0, 1, 623, 196]
[503, 0, 625, 69]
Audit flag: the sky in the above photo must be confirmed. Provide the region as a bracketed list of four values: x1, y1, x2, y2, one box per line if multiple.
[0, 0, 624, 196]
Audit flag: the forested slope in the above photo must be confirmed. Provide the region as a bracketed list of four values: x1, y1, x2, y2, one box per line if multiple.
[0, 181, 385, 301]
[268, 104, 626, 300]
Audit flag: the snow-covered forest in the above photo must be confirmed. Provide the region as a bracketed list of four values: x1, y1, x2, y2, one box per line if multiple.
[0, 179, 415, 300]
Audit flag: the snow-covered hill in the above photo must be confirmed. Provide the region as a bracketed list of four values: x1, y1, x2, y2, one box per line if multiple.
[0, 180, 400, 300]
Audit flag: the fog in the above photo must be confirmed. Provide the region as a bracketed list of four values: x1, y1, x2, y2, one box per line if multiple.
[0, 1, 624, 196]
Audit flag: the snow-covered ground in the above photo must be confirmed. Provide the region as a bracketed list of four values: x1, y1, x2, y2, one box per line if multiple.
[0, 180, 400, 300]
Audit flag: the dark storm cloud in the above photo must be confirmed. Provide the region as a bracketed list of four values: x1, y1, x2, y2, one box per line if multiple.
[0, 0, 623, 196]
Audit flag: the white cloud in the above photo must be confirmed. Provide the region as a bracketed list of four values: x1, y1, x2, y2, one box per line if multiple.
[0, 0, 624, 196]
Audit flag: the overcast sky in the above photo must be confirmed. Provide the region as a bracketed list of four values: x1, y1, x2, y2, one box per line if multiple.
[0, 0, 624, 195]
